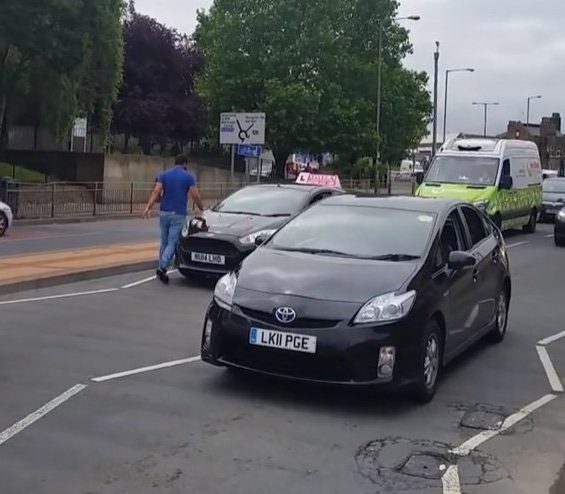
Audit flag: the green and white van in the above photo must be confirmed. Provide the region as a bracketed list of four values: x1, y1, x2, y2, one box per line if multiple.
[416, 138, 542, 232]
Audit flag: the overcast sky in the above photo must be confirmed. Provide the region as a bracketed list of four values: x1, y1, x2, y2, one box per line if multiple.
[136, 0, 565, 139]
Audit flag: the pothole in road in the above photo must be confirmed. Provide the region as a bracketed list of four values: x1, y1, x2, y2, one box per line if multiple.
[451, 402, 534, 434]
[355, 437, 509, 492]
[460, 408, 505, 431]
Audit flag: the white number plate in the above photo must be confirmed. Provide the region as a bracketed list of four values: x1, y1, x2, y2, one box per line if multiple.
[191, 252, 226, 265]
[249, 328, 317, 354]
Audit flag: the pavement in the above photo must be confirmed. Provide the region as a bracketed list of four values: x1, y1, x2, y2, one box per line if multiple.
[0, 217, 158, 257]
[0, 218, 159, 294]
[0, 224, 564, 494]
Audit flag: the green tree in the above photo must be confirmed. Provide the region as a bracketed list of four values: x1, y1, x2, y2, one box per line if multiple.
[195, 0, 431, 174]
[0, 0, 123, 147]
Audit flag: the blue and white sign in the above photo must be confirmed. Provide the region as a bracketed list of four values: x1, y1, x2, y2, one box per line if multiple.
[220, 112, 266, 145]
[237, 144, 262, 158]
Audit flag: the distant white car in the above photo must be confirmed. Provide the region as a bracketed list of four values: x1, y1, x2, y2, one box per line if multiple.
[0, 200, 13, 237]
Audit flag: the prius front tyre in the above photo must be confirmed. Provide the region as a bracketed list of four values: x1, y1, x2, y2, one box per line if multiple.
[410, 321, 443, 404]
[488, 288, 509, 344]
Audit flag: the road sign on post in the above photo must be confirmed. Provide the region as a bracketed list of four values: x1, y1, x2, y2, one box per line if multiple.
[220, 113, 266, 145]
[237, 144, 262, 158]
[220, 113, 266, 183]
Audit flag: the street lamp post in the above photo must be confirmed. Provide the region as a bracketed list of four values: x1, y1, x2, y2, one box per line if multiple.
[375, 15, 420, 195]
[432, 42, 440, 158]
[472, 102, 499, 137]
[442, 68, 475, 144]
[527, 95, 542, 132]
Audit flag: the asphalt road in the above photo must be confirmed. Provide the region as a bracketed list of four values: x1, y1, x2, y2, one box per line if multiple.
[0, 218, 158, 257]
[1, 224, 564, 494]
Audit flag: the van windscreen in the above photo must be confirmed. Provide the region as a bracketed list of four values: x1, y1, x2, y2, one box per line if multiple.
[425, 156, 500, 186]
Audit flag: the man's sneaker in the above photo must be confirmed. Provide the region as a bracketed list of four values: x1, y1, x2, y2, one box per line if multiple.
[156, 268, 169, 285]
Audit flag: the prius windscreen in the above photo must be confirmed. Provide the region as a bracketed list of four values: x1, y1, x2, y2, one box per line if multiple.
[269, 205, 436, 259]
[426, 156, 500, 186]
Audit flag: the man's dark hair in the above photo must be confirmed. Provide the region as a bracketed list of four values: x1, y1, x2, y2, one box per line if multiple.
[174, 155, 188, 166]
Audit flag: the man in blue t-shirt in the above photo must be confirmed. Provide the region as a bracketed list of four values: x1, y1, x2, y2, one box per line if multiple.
[143, 155, 204, 284]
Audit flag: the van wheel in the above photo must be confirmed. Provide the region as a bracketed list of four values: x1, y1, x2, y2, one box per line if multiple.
[523, 210, 537, 234]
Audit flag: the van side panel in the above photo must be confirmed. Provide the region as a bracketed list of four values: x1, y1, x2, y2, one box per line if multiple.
[491, 151, 542, 228]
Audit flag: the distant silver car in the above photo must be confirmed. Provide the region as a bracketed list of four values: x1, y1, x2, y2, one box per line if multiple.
[0, 200, 13, 237]
[540, 178, 565, 223]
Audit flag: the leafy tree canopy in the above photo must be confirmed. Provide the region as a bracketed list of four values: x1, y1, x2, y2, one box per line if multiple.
[0, 0, 123, 144]
[195, 0, 431, 170]
[112, 7, 205, 154]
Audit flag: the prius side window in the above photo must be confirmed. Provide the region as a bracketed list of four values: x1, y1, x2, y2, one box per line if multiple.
[461, 207, 487, 247]
[434, 211, 463, 270]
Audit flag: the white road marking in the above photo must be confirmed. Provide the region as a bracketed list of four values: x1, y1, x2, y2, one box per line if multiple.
[91, 355, 202, 383]
[538, 330, 565, 346]
[506, 241, 529, 249]
[442, 465, 462, 494]
[121, 275, 156, 289]
[451, 394, 557, 456]
[0, 384, 87, 447]
[120, 269, 178, 289]
[536, 346, 564, 393]
[545, 234, 555, 238]
[0, 288, 119, 306]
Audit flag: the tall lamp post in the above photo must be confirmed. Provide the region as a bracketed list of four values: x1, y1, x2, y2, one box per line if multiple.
[527, 95, 542, 132]
[472, 102, 499, 137]
[442, 68, 475, 144]
[431, 42, 440, 158]
[375, 14, 421, 194]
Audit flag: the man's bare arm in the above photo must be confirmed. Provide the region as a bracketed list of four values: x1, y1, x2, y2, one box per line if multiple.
[143, 182, 163, 218]
[189, 185, 205, 215]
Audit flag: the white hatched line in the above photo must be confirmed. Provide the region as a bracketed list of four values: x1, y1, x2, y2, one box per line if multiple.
[0, 288, 118, 306]
[442, 465, 462, 494]
[451, 394, 557, 456]
[538, 330, 565, 346]
[536, 346, 564, 393]
[0, 384, 87, 447]
[91, 356, 202, 383]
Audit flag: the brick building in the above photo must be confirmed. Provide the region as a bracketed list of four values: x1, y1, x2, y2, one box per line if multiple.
[503, 113, 565, 170]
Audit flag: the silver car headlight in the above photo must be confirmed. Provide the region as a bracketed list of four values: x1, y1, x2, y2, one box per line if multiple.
[214, 272, 237, 310]
[239, 229, 276, 245]
[353, 291, 416, 324]
[558, 209, 565, 221]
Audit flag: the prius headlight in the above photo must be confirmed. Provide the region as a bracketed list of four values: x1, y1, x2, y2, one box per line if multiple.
[558, 209, 565, 221]
[354, 291, 416, 324]
[181, 223, 189, 238]
[473, 200, 490, 211]
[239, 229, 276, 245]
[214, 272, 238, 310]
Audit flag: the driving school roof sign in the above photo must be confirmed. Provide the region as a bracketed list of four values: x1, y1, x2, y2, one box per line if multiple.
[220, 113, 266, 145]
[296, 172, 341, 188]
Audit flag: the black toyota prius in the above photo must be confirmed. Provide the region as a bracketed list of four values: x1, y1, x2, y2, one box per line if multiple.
[201, 195, 511, 403]
[176, 183, 342, 278]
